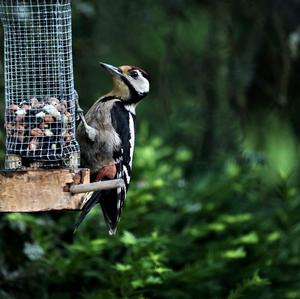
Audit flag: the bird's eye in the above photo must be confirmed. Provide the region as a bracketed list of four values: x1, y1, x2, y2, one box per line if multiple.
[130, 71, 139, 79]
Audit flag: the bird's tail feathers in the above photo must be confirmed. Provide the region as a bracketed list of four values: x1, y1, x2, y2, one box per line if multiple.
[74, 191, 102, 233]
[100, 186, 125, 236]
[101, 206, 118, 236]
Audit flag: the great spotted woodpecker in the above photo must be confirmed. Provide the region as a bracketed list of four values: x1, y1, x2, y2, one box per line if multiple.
[75, 62, 150, 235]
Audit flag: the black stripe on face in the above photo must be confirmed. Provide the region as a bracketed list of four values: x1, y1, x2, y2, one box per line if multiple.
[100, 95, 122, 102]
[120, 76, 147, 104]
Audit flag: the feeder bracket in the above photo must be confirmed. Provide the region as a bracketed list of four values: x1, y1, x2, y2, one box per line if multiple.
[70, 179, 125, 194]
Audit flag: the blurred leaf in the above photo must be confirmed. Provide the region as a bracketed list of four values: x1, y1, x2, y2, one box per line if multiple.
[23, 242, 44, 261]
[228, 272, 269, 299]
[115, 263, 132, 272]
[121, 231, 137, 245]
[235, 232, 259, 245]
[223, 248, 247, 259]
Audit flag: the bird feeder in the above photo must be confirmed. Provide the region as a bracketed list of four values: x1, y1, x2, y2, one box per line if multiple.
[0, 0, 123, 212]
[1, 0, 79, 170]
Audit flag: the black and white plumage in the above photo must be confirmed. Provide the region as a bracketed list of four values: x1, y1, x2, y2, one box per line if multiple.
[75, 63, 150, 235]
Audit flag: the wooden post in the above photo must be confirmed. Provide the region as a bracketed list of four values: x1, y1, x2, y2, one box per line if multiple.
[0, 169, 90, 212]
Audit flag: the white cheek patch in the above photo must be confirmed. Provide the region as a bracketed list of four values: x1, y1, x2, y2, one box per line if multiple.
[127, 71, 150, 95]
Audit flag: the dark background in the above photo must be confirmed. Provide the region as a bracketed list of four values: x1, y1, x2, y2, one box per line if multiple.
[1, 0, 300, 298]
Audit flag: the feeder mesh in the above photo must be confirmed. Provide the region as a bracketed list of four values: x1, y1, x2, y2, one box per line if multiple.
[0, 0, 79, 169]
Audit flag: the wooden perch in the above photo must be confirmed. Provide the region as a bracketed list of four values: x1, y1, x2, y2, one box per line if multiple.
[0, 169, 90, 212]
[70, 179, 125, 194]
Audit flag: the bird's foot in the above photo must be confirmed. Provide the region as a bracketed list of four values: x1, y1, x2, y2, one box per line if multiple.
[74, 90, 84, 120]
[77, 107, 84, 114]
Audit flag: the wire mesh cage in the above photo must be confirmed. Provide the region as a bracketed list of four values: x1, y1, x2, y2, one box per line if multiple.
[0, 0, 80, 170]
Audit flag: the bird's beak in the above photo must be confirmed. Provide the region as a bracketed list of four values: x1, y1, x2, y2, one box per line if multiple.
[99, 62, 123, 77]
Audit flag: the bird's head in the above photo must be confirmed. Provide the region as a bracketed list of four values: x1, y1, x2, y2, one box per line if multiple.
[100, 62, 150, 103]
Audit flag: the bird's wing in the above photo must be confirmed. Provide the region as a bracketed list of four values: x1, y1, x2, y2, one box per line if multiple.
[111, 101, 135, 187]
[99, 101, 136, 234]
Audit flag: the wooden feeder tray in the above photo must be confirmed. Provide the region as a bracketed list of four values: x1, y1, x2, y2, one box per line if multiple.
[0, 169, 124, 212]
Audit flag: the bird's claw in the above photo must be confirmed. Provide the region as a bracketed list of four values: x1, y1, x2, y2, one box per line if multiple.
[74, 89, 85, 120]
[76, 108, 84, 121]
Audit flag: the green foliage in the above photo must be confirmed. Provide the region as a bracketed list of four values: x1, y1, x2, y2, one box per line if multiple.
[1, 129, 300, 298]
[227, 272, 270, 299]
